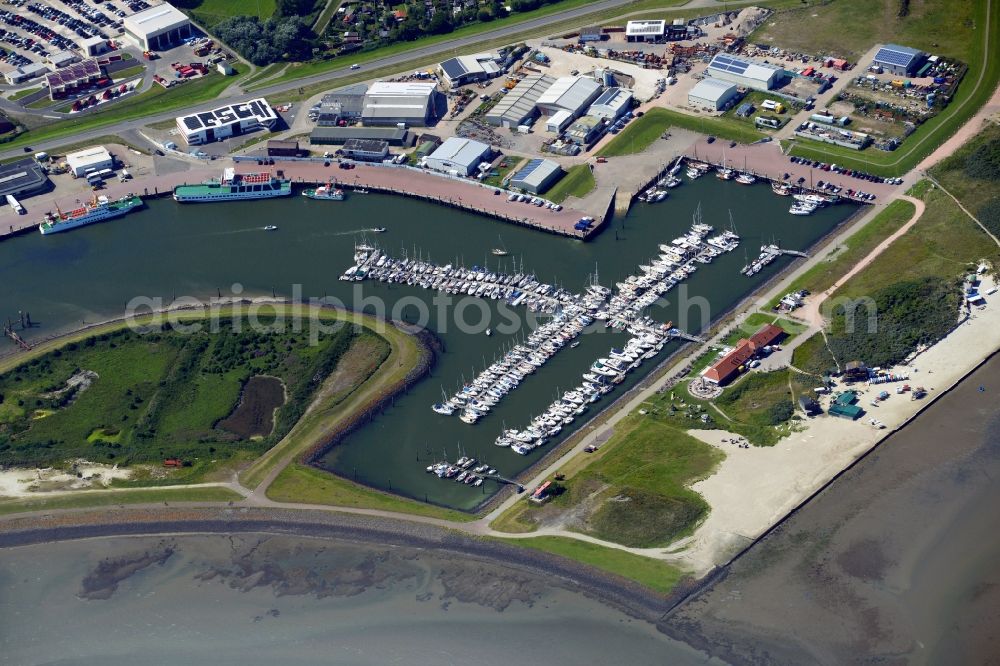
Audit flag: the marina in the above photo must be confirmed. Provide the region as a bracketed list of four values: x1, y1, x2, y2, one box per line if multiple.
[0, 174, 857, 509]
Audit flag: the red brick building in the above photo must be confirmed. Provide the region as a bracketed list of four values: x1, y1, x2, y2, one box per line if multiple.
[703, 323, 785, 385]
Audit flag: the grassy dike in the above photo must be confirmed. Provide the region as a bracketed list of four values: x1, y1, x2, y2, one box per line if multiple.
[0, 487, 244, 517]
[495, 535, 686, 594]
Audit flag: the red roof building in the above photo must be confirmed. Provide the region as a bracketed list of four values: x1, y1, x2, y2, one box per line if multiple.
[703, 324, 785, 385]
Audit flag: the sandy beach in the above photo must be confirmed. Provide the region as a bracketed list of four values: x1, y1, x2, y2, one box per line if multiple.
[669, 275, 1000, 575]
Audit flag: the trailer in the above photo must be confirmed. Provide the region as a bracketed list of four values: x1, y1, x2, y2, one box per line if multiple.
[5, 194, 24, 215]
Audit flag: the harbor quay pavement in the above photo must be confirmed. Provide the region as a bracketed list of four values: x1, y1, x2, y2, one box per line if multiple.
[233, 161, 594, 239]
[687, 137, 900, 202]
[0, 162, 219, 239]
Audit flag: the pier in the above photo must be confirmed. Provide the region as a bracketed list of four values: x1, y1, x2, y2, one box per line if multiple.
[233, 158, 604, 240]
[348, 212, 744, 458]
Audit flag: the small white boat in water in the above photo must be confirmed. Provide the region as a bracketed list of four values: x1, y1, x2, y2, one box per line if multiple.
[264, 225, 278, 231]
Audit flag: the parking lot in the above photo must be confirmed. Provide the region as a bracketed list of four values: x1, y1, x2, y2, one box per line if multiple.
[0, 0, 152, 77]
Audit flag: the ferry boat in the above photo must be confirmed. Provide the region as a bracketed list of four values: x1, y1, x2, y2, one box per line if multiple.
[173, 169, 292, 203]
[38, 194, 143, 235]
[302, 183, 345, 200]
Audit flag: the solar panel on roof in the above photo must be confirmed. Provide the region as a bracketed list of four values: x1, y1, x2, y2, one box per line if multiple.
[874, 46, 917, 67]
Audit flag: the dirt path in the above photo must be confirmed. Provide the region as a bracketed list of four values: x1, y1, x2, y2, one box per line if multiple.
[796, 194, 926, 328]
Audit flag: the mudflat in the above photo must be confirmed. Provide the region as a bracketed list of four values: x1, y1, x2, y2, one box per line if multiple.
[663, 352, 1000, 664]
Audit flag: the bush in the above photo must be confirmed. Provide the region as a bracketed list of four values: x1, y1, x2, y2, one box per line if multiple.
[214, 16, 314, 65]
[964, 137, 1000, 180]
[827, 277, 959, 367]
[977, 197, 1000, 238]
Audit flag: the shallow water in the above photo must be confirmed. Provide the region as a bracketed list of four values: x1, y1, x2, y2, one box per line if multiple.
[0, 533, 714, 665]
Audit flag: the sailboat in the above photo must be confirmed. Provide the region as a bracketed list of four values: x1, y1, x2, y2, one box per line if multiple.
[491, 234, 509, 256]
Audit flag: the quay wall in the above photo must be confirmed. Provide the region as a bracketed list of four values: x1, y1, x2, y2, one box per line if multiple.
[234, 157, 598, 240]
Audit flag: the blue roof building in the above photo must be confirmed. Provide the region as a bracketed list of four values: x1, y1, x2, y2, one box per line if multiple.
[872, 43, 926, 76]
[510, 158, 564, 194]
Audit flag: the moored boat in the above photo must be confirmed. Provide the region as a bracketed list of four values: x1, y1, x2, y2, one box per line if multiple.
[173, 169, 291, 203]
[302, 183, 345, 200]
[39, 194, 143, 235]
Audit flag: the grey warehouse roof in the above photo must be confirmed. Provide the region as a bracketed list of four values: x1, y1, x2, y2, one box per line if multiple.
[511, 158, 561, 188]
[688, 77, 737, 102]
[0, 158, 48, 198]
[487, 74, 555, 124]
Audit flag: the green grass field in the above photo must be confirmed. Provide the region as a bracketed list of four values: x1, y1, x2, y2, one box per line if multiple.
[546, 163, 595, 202]
[597, 109, 671, 157]
[267, 462, 476, 521]
[928, 122, 1000, 231]
[498, 536, 686, 594]
[9, 87, 42, 101]
[495, 413, 722, 548]
[766, 199, 917, 308]
[0, 317, 358, 473]
[835, 185, 1000, 299]
[598, 108, 765, 158]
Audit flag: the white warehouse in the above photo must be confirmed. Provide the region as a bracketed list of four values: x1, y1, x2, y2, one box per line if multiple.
[123, 3, 192, 51]
[176, 98, 278, 145]
[362, 81, 438, 127]
[688, 78, 739, 111]
[706, 53, 786, 91]
[66, 146, 114, 177]
[424, 137, 491, 176]
[536, 76, 603, 117]
[588, 87, 633, 120]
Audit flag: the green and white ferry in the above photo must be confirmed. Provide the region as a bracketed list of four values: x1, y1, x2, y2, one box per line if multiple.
[173, 168, 292, 203]
[38, 194, 143, 235]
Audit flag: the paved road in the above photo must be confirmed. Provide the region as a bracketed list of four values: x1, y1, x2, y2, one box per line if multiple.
[0, 0, 637, 160]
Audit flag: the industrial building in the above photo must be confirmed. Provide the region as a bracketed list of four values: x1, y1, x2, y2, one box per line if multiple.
[341, 139, 390, 162]
[123, 2, 192, 51]
[66, 146, 114, 177]
[510, 158, 563, 194]
[566, 116, 604, 146]
[4, 62, 47, 85]
[424, 137, 491, 175]
[314, 83, 368, 122]
[45, 59, 102, 99]
[362, 81, 438, 127]
[486, 74, 555, 128]
[872, 43, 926, 76]
[688, 78, 739, 110]
[265, 140, 302, 158]
[588, 87, 633, 120]
[702, 324, 785, 385]
[578, 26, 605, 43]
[625, 20, 666, 42]
[45, 51, 77, 70]
[0, 158, 50, 200]
[310, 126, 409, 145]
[536, 76, 603, 116]
[175, 98, 278, 145]
[545, 109, 574, 134]
[79, 35, 111, 57]
[706, 53, 786, 91]
[438, 53, 502, 87]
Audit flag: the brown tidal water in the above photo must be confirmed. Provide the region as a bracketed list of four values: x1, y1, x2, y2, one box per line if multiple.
[0, 533, 717, 665]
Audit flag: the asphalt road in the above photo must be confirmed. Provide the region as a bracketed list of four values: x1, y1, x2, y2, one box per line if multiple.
[0, 0, 638, 160]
